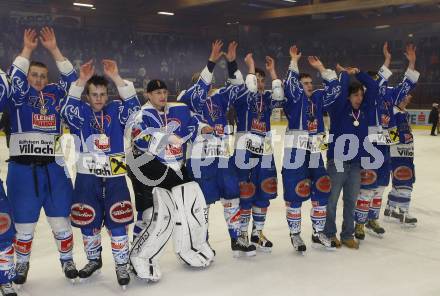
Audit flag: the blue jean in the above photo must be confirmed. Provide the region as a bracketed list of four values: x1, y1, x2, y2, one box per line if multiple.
[324, 160, 361, 240]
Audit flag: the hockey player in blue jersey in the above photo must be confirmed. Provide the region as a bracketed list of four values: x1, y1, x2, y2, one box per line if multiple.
[385, 94, 417, 226]
[354, 43, 419, 239]
[0, 69, 17, 296]
[6, 27, 78, 285]
[127, 79, 215, 282]
[282, 45, 341, 253]
[178, 40, 256, 257]
[61, 59, 140, 288]
[227, 52, 284, 253]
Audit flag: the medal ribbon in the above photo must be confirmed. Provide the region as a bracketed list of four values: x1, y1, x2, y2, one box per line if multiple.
[93, 111, 105, 134]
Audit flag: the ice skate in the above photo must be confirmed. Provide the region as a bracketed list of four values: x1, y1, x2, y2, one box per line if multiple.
[290, 233, 306, 255]
[384, 206, 417, 227]
[0, 283, 17, 296]
[78, 258, 102, 282]
[116, 263, 130, 290]
[366, 219, 385, 238]
[232, 232, 256, 258]
[62, 260, 78, 284]
[311, 231, 336, 251]
[13, 262, 29, 288]
[250, 228, 273, 253]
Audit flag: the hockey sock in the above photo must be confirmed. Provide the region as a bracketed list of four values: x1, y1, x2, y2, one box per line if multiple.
[14, 233, 33, 264]
[221, 198, 240, 240]
[251, 206, 268, 235]
[81, 228, 102, 261]
[239, 208, 251, 234]
[310, 202, 326, 233]
[387, 187, 411, 213]
[109, 227, 129, 265]
[368, 186, 385, 220]
[286, 206, 301, 235]
[354, 189, 374, 224]
[47, 217, 74, 263]
[0, 242, 15, 284]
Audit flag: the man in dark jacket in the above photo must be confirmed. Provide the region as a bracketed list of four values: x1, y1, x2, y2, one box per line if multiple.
[429, 103, 439, 136]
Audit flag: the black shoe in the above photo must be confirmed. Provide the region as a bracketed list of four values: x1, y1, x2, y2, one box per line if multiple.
[231, 233, 256, 257]
[78, 258, 102, 279]
[290, 233, 307, 252]
[312, 231, 336, 249]
[13, 262, 29, 285]
[250, 229, 273, 252]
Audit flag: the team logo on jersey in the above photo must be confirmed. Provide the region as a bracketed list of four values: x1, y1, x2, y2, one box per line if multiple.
[251, 119, 267, 134]
[316, 176, 331, 193]
[110, 201, 134, 224]
[93, 134, 111, 152]
[32, 113, 56, 130]
[261, 177, 277, 195]
[295, 179, 311, 198]
[0, 213, 11, 235]
[394, 166, 413, 181]
[71, 203, 96, 226]
[109, 154, 127, 175]
[239, 182, 256, 199]
[165, 143, 183, 158]
[360, 169, 377, 186]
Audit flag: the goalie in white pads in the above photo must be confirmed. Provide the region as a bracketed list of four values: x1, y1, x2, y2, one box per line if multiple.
[126, 79, 215, 282]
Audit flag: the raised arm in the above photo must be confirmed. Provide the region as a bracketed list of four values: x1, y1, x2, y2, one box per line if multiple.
[178, 40, 223, 113]
[389, 44, 420, 105]
[102, 59, 140, 125]
[265, 56, 284, 104]
[40, 27, 77, 92]
[284, 45, 305, 104]
[308, 56, 339, 108]
[60, 60, 95, 130]
[9, 29, 38, 106]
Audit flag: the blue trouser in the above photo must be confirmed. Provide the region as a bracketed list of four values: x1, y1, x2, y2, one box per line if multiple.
[7, 161, 73, 223]
[233, 151, 277, 210]
[324, 160, 361, 240]
[70, 174, 133, 230]
[387, 155, 415, 211]
[187, 157, 240, 205]
[0, 180, 16, 284]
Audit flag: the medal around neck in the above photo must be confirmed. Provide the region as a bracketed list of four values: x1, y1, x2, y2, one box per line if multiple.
[353, 120, 360, 127]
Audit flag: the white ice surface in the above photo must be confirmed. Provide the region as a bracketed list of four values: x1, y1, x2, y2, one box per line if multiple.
[1, 127, 439, 296]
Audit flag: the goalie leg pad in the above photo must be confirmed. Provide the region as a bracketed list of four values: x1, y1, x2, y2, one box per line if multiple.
[129, 187, 176, 282]
[171, 181, 215, 268]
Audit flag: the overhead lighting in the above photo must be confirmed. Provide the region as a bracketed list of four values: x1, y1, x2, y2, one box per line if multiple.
[73, 2, 94, 8]
[375, 25, 390, 29]
[158, 11, 174, 16]
[282, 0, 297, 2]
[408, 33, 414, 37]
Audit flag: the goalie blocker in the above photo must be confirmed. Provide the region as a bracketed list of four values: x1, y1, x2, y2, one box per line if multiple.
[128, 157, 215, 282]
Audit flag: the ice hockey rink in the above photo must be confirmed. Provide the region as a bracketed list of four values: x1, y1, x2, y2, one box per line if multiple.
[1, 126, 439, 296]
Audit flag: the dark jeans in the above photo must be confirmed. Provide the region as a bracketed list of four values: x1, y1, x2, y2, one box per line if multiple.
[324, 160, 361, 240]
[431, 122, 438, 135]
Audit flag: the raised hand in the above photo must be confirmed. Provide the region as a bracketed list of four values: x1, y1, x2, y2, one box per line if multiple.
[383, 42, 391, 68]
[336, 63, 359, 75]
[404, 43, 416, 70]
[39, 27, 58, 52]
[308, 56, 325, 72]
[102, 59, 119, 78]
[78, 60, 95, 86]
[289, 45, 302, 63]
[209, 40, 224, 63]
[244, 53, 255, 69]
[225, 41, 238, 62]
[102, 59, 124, 87]
[21, 29, 38, 59]
[265, 56, 277, 80]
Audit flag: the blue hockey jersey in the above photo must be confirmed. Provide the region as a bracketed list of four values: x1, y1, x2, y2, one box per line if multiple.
[7, 56, 77, 159]
[61, 81, 140, 177]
